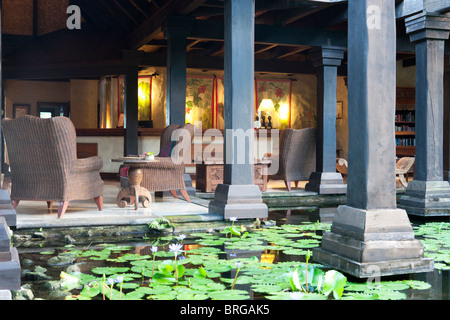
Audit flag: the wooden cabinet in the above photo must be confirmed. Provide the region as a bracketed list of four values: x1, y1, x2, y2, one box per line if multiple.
[396, 88, 415, 157]
[196, 162, 268, 192]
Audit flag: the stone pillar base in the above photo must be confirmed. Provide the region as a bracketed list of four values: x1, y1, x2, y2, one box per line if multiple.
[0, 217, 21, 290]
[305, 172, 347, 195]
[0, 290, 12, 300]
[312, 205, 434, 278]
[0, 248, 21, 290]
[208, 184, 268, 219]
[399, 180, 450, 216]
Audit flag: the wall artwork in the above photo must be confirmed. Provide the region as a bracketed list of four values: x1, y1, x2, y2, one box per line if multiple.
[13, 104, 30, 118]
[138, 76, 152, 121]
[255, 79, 292, 129]
[186, 76, 214, 128]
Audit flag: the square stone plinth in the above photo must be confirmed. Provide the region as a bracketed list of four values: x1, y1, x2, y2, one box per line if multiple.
[399, 180, 450, 216]
[313, 247, 434, 278]
[208, 184, 268, 219]
[313, 205, 434, 278]
[0, 248, 21, 290]
[305, 172, 347, 195]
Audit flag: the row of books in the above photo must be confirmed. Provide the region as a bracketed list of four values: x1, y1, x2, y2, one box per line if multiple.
[395, 138, 416, 146]
[395, 111, 415, 122]
[395, 125, 415, 132]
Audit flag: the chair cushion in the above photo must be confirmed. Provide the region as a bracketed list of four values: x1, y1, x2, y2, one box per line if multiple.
[159, 141, 175, 157]
[120, 166, 130, 177]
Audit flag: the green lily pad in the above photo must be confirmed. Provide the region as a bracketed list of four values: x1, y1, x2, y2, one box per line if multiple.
[251, 284, 284, 293]
[91, 267, 130, 275]
[177, 293, 209, 300]
[208, 289, 250, 300]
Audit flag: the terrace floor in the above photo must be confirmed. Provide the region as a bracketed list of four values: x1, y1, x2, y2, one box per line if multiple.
[3, 178, 328, 230]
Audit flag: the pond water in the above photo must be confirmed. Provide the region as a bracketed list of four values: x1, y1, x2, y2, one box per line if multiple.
[15, 208, 450, 300]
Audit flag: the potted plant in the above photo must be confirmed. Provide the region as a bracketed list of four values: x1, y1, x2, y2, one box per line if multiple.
[144, 152, 155, 160]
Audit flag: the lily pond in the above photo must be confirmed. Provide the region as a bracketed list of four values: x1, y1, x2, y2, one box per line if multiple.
[13, 208, 450, 300]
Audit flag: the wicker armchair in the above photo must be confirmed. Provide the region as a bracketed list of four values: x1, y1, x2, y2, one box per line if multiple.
[2, 115, 104, 218]
[268, 128, 316, 191]
[396, 157, 415, 188]
[121, 124, 194, 202]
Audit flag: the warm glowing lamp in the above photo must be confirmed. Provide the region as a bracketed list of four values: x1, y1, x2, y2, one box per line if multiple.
[259, 99, 275, 129]
[279, 103, 289, 123]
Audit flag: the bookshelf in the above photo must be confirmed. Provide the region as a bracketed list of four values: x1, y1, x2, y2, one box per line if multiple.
[395, 88, 415, 157]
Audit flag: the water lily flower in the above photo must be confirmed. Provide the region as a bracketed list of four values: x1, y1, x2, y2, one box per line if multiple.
[169, 243, 184, 257]
[107, 278, 115, 285]
[230, 217, 238, 222]
[115, 275, 124, 284]
[235, 261, 242, 269]
[178, 234, 186, 241]
[151, 246, 158, 254]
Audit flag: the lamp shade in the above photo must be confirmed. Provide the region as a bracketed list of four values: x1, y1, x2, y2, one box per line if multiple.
[259, 99, 275, 112]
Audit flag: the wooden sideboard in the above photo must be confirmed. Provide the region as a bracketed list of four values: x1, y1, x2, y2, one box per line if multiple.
[196, 161, 269, 192]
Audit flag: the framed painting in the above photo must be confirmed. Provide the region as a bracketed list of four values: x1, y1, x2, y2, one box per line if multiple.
[13, 104, 30, 118]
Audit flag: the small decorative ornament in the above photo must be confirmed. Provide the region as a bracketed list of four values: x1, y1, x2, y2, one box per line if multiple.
[144, 152, 154, 160]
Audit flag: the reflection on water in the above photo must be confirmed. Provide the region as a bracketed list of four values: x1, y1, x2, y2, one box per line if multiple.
[16, 207, 450, 300]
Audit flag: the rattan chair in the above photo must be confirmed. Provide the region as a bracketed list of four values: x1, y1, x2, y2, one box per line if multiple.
[2, 115, 104, 218]
[396, 157, 415, 188]
[121, 123, 194, 202]
[268, 128, 316, 191]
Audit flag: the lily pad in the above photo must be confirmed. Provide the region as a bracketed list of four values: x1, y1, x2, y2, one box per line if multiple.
[208, 289, 250, 300]
[91, 267, 130, 275]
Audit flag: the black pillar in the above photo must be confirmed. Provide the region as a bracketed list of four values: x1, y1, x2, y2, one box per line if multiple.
[208, 0, 267, 219]
[305, 46, 346, 195]
[164, 16, 193, 126]
[313, 0, 433, 278]
[123, 51, 143, 156]
[399, 12, 450, 216]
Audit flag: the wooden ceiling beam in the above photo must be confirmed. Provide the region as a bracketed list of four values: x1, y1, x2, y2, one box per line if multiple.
[98, 0, 134, 33]
[129, 0, 151, 19]
[76, 0, 127, 36]
[125, 0, 176, 49]
[279, 5, 331, 26]
[124, 0, 205, 49]
[111, 0, 141, 26]
[275, 46, 310, 60]
[255, 44, 278, 54]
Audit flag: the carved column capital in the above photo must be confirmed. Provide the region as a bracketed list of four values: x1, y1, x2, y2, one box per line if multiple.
[405, 12, 450, 43]
[310, 46, 345, 68]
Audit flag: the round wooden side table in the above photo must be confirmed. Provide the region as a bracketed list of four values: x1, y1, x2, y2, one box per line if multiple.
[111, 157, 158, 210]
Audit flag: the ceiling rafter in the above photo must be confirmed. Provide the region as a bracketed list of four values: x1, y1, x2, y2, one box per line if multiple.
[97, 0, 135, 33]
[129, 0, 151, 19]
[111, 0, 141, 26]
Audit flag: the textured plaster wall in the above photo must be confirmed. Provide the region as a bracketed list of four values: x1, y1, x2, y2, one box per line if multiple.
[70, 79, 99, 128]
[4, 79, 70, 118]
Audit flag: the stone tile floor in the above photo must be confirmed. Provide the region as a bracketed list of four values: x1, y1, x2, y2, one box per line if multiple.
[3, 178, 310, 229]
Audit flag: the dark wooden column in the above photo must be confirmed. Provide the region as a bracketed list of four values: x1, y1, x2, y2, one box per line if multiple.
[305, 46, 346, 195]
[163, 16, 193, 126]
[313, 0, 433, 278]
[123, 51, 143, 156]
[399, 13, 450, 217]
[444, 58, 450, 179]
[208, 0, 267, 219]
